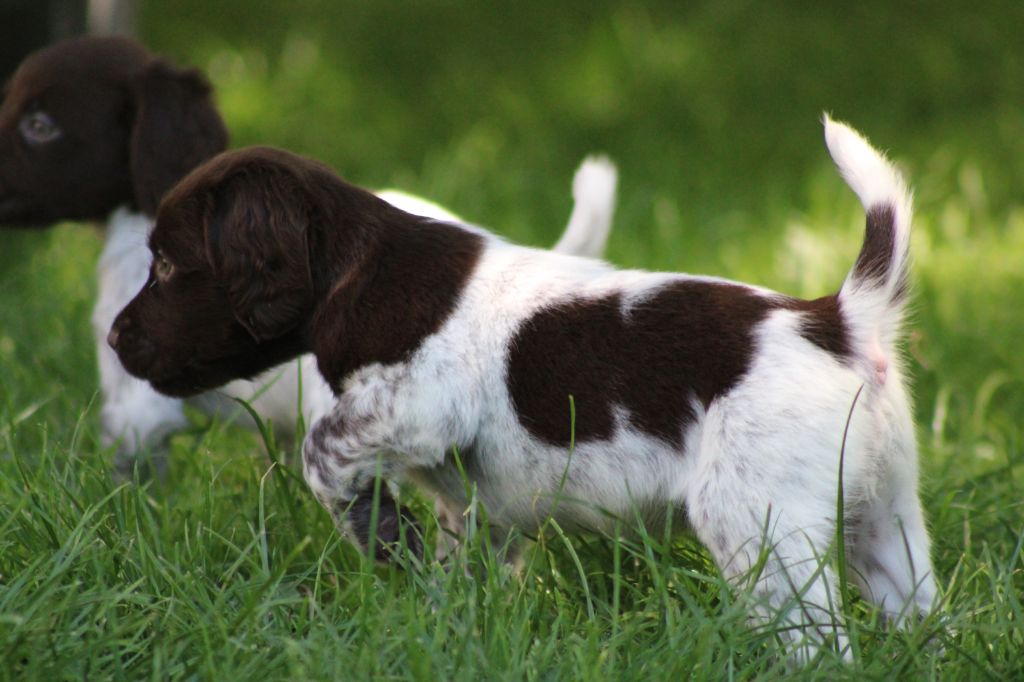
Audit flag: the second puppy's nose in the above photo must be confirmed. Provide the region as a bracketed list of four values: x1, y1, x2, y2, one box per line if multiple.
[108, 316, 128, 350]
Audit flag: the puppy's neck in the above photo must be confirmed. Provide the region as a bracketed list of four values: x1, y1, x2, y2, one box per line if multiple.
[308, 201, 484, 390]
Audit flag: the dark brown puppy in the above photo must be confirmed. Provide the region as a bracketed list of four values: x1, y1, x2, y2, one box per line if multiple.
[0, 35, 226, 226]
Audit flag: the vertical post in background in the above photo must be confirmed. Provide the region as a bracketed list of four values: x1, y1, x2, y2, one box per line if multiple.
[88, 0, 136, 36]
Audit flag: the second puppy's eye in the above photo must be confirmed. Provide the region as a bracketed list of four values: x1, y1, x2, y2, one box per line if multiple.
[153, 251, 175, 281]
[19, 111, 62, 145]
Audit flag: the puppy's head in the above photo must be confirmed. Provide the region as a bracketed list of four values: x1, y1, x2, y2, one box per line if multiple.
[0, 36, 227, 227]
[109, 147, 354, 397]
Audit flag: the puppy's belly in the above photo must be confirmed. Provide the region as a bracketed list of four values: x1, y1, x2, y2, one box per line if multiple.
[406, 426, 697, 536]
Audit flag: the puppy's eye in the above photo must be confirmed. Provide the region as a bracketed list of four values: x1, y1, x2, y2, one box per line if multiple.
[153, 251, 175, 281]
[18, 111, 61, 145]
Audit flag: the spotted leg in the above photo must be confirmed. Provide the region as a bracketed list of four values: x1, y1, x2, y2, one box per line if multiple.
[301, 399, 448, 562]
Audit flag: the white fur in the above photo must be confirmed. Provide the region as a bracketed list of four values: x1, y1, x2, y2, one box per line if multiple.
[302, 121, 936, 660]
[93, 209, 187, 458]
[97, 161, 618, 468]
[553, 155, 619, 259]
[827, 114, 913, 355]
[374, 190, 460, 222]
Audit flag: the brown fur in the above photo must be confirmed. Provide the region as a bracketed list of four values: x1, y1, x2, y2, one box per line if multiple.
[110, 146, 483, 397]
[0, 35, 227, 226]
[854, 205, 896, 284]
[783, 294, 850, 358]
[507, 286, 853, 447]
[507, 283, 765, 446]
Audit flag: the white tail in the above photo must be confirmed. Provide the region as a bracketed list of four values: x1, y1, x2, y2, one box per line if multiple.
[553, 155, 618, 259]
[825, 115, 913, 383]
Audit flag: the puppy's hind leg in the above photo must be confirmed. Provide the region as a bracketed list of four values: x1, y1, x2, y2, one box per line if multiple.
[847, 389, 937, 623]
[688, 481, 848, 661]
[848, 484, 936, 623]
[685, 402, 851, 663]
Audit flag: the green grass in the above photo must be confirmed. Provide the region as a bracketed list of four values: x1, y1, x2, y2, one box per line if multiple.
[2, 1, 1023, 678]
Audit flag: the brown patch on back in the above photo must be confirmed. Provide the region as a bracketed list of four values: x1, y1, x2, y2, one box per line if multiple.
[782, 294, 851, 359]
[506, 281, 774, 447]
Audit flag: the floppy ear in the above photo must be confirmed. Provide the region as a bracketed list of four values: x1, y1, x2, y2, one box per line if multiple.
[205, 173, 315, 342]
[130, 60, 228, 215]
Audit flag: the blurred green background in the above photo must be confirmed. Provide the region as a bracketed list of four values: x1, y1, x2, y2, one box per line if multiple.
[139, 1, 1024, 222]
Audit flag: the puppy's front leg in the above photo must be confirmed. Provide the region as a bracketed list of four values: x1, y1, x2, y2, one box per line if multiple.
[302, 403, 432, 562]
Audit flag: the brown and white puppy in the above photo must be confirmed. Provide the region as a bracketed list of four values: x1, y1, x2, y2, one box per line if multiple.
[0, 36, 618, 476]
[110, 120, 936, 660]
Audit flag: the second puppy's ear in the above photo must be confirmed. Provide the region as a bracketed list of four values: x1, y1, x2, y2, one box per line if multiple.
[205, 171, 315, 342]
[130, 60, 228, 215]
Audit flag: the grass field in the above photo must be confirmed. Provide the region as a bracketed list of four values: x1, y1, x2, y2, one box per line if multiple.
[1, 2, 1022, 679]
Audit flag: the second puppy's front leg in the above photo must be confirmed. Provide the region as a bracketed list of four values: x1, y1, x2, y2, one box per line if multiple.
[302, 406, 426, 561]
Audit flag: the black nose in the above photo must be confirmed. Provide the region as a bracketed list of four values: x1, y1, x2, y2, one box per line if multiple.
[108, 316, 128, 350]
[107, 313, 158, 377]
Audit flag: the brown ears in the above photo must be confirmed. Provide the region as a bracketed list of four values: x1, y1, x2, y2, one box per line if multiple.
[205, 172, 315, 342]
[130, 60, 228, 215]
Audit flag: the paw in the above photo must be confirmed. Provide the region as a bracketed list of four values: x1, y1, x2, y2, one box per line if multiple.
[348, 492, 424, 563]
[111, 448, 168, 482]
